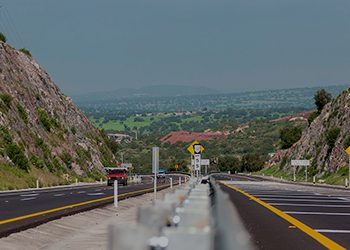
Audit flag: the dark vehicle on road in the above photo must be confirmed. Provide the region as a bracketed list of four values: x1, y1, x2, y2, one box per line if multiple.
[105, 167, 128, 186]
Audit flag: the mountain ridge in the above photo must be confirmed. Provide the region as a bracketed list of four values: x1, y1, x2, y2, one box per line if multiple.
[0, 41, 114, 189]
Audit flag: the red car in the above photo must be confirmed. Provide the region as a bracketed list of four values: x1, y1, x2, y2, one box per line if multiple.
[105, 167, 128, 186]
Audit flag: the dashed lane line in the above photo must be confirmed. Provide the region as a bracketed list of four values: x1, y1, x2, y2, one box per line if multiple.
[260, 198, 349, 203]
[316, 230, 350, 234]
[20, 194, 38, 197]
[20, 197, 37, 201]
[270, 203, 350, 208]
[285, 211, 350, 216]
[222, 182, 346, 250]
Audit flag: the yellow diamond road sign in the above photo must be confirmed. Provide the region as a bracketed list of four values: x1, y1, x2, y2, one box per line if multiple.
[345, 146, 350, 156]
[187, 140, 204, 155]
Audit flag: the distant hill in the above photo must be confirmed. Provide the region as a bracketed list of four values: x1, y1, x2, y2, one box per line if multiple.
[75, 84, 349, 113]
[73, 85, 220, 103]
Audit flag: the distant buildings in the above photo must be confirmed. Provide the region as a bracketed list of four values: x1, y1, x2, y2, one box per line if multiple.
[107, 133, 133, 143]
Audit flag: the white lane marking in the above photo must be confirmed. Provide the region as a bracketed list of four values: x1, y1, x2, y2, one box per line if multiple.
[53, 193, 65, 197]
[20, 197, 37, 201]
[255, 195, 336, 199]
[285, 211, 350, 216]
[315, 229, 350, 234]
[87, 192, 104, 196]
[95, 189, 102, 191]
[20, 193, 38, 197]
[261, 198, 348, 203]
[270, 203, 350, 208]
[5, 200, 8, 203]
[77, 191, 86, 194]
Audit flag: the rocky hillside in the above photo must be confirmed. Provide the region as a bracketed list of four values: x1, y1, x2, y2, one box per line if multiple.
[0, 41, 115, 189]
[279, 87, 350, 176]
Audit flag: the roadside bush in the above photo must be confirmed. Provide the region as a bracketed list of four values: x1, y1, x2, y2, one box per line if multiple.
[241, 154, 265, 172]
[0, 32, 6, 43]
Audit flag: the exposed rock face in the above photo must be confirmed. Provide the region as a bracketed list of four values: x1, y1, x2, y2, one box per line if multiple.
[0, 41, 114, 183]
[281, 87, 350, 174]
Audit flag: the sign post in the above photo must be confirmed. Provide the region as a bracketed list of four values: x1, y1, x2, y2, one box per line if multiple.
[291, 160, 310, 182]
[187, 140, 204, 177]
[201, 159, 210, 175]
[345, 147, 350, 188]
[152, 147, 159, 200]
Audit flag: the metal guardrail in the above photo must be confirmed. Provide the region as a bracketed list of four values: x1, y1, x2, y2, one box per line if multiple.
[210, 177, 255, 250]
[108, 176, 254, 250]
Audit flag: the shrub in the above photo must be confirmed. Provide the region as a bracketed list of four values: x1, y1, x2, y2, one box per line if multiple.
[344, 136, 350, 150]
[19, 48, 32, 57]
[17, 104, 28, 124]
[61, 151, 73, 169]
[0, 94, 13, 108]
[307, 111, 319, 125]
[241, 154, 265, 172]
[280, 127, 302, 149]
[326, 127, 341, 149]
[5, 143, 30, 172]
[37, 108, 59, 132]
[0, 32, 6, 43]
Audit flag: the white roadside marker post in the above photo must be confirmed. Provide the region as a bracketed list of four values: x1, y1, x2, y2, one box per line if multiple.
[100, 178, 102, 184]
[179, 177, 181, 186]
[75, 178, 78, 186]
[114, 180, 118, 208]
[152, 147, 159, 201]
[313, 176, 316, 185]
[170, 177, 173, 189]
[345, 178, 348, 188]
[36, 179, 39, 189]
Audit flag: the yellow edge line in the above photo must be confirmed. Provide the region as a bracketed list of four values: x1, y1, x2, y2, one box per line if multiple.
[0, 184, 170, 225]
[222, 182, 346, 250]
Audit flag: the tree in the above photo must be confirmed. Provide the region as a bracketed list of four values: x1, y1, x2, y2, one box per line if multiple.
[241, 154, 265, 172]
[280, 127, 302, 149]
[314, 89, 332, 112]
[218, 156, 241, 173]
[0, 32, 6, 43]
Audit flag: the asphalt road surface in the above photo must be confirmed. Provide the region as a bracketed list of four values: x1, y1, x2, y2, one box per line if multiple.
[215, 174, 350, 250]
[0, 176, 180, 237]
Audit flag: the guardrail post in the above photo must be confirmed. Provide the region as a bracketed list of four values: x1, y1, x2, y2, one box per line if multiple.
[114, 180, 118, 208]
[170, 178, 173, 189]
[36, 179, 39, 189]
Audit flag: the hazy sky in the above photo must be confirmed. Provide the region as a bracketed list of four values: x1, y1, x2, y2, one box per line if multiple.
[1, 0, 350, 95]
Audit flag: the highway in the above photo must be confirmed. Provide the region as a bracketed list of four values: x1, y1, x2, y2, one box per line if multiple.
[215, 174, 350, 250]
[0, 176, 178, 237]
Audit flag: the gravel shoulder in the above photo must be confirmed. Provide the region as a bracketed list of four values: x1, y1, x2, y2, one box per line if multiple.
[0, 188, 172, 250]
